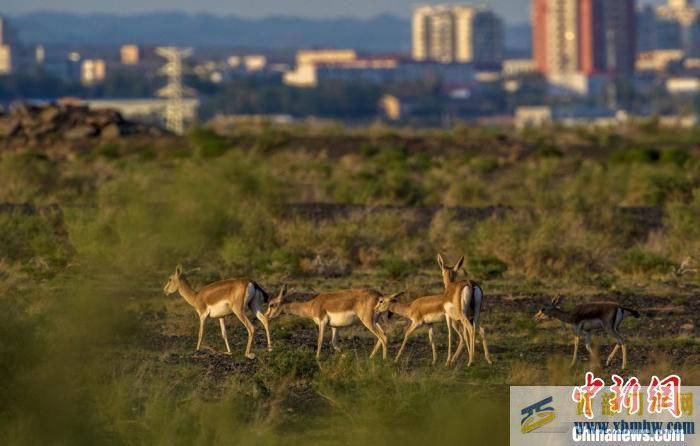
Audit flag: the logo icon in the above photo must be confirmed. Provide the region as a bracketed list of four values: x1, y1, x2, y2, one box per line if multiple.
[521, 396, 556, 433]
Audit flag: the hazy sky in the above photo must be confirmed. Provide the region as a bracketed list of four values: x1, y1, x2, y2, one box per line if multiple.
[2, 0, 668, 23]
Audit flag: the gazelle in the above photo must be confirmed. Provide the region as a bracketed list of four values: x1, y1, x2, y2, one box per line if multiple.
[534, 296, 640, 369]
[389, 294, 467, 366]
[265, 288, 402, 360]
[437, 254, 493, 366]
[163, 265, 280, 359]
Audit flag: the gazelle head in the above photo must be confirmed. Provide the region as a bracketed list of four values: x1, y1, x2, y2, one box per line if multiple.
[534, 296, 563, 322]
[163, 264, 184, 295]
[265, 284, 289, 319]
[437, 253, 464, 287]
[375, 291, 404, 313]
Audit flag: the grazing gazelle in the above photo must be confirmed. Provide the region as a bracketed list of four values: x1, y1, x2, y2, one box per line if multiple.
[265, 288, 403, 360]
[534, 296, 640, 369]
[437, 254, 493, 366]
[163, 265, 280, 359]
[389, 294, 467, 366]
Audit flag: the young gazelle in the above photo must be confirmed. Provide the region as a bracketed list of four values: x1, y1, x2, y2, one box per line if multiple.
[163, 265, 280, 359]
[265, 288, 402, 360]
[437, 254, 493, 366]
[534, 296, 640, 369]
[389, 294, 467, 365]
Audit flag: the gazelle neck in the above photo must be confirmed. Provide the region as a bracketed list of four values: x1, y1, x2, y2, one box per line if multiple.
[389, 302, 411, 318]
[282, 301, 311, 318]
[549, 307, 574, 324]
[177, 276, 199, 308]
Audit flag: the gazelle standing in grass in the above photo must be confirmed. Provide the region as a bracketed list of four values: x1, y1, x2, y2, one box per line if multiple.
[163, 265, 279, 359]
[437, 254, 493, 366]
[534, 296, 640, 369]
[265, 288, 402, 360]
[389, 294, 467, 366]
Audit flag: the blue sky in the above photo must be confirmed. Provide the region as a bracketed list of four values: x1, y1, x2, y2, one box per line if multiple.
[2, 0, 668, 23]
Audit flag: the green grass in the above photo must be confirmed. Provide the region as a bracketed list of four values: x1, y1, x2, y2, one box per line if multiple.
[2, 124, 700, 444]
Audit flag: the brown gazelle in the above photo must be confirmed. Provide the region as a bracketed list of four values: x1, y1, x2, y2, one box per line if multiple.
[389, 294, 466, 366]
[265, 288, 402, 360]
[163, 265, 280, 359]
[534, 296, 640, 369]
[437, 254, 493, 366]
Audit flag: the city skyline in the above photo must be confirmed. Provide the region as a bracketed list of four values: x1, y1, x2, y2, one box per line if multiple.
[1, 0, 669, 24]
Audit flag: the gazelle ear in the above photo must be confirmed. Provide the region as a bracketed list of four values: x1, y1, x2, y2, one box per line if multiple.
[437, 253, 445, 269]
[551, 296, 561, 306]
[278, 284, 288, 298]
[175, 264, 183, 276]
[454, 256, 465, 271]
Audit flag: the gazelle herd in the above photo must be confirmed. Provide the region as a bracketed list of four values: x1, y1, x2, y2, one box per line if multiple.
[164, 254, 640, 369]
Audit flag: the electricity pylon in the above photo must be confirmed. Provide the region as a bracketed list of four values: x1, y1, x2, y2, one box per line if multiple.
[156, 47, 196, 135]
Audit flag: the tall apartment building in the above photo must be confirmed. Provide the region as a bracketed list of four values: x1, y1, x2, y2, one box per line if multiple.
[0, 16, 12, 74]
[121, 45, 140, 65]
[533, 0, 636, 75]
[412, 4, 503, 68]
[81, 59, 107, 85]
[657, 0, 700, 57]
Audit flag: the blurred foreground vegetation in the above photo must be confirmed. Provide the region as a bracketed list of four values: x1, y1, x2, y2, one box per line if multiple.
[1, 122, 700, 444]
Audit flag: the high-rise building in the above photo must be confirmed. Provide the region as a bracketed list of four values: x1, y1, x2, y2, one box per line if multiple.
[533, 0, 636, 75]
[657, 0, 700, 57]
[0, 45, 11, 74]
[121, 45, 140, 65]
[412, 4, 504, 68]
[0, 16, 6, 46]
[81, 59, 107, 85]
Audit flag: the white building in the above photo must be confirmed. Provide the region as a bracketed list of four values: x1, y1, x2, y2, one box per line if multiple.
[0, 45, 11, 74]
[81, 59, 107, 85]
[412, 4, 503, 67]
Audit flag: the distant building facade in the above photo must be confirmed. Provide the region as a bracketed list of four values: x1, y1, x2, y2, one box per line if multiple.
[121, 45, 140, 65]
[284, 54, 476, 88]
[533, 0, 636, 75]
[81, 59, 107, 85]
[639, 0, 700, 57]
[412, 4, 503, 68]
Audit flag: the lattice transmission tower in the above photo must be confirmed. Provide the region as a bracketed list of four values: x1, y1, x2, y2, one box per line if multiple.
[156, 47, 195, 134]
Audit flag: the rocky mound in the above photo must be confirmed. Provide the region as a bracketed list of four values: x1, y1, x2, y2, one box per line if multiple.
[0, 102, 169, 144]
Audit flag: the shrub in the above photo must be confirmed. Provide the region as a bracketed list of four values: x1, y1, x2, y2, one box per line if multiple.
[609, 148, 660, 164]
[467, 256, 508, 279]
[188, 126, 230, 158]
[381, 256, 414, 279]
[617, 247, 676, 276]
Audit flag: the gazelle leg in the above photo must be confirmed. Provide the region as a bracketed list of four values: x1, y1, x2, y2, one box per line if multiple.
[428, 326, 437, 366]
[606, 344, 620, 366]
[374, 323, 389, 360]
[584, 332, 597, 367]
[255, 311, 273, 352]
[316, 320, 327, 360]
[460, 317, 475, 367]
[445, 316, 453, 366]
[360, 316, 387, 360]
[621, 343, 628, 370]
[450, 320, 466, 365]
[196, 314, 206, 351]
[395, 321, 420, 363]
[480, 326, 493, 365]
[218, 318, 232, 354]
[570, 336, 579, 368]
[232, 309, 256, 360]
[331, 327, 342, 352]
